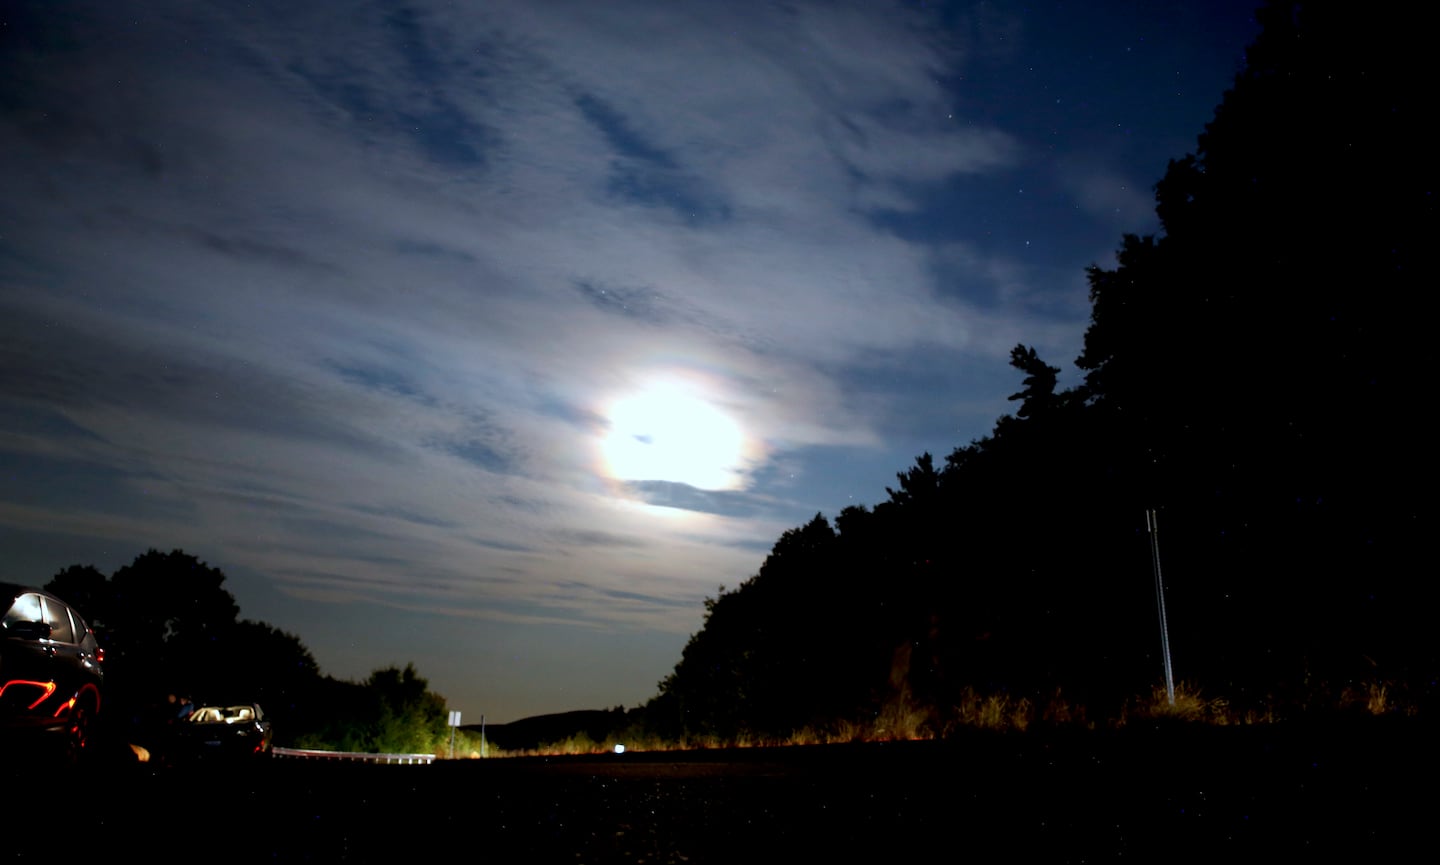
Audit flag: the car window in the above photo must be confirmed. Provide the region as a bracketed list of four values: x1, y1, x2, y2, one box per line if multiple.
[41, 598, 75, 643]
[69, 608, 90, 641]
[3, 592, 44, 628]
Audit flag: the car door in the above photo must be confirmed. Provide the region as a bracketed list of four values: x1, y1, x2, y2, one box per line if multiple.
[40, 597, 86, 697]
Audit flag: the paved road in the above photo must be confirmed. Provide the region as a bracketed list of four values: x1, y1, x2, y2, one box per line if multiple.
[10, 720, 1432, 862]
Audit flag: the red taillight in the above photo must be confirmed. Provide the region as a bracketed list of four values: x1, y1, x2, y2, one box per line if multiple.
[95, 647, 105, 663]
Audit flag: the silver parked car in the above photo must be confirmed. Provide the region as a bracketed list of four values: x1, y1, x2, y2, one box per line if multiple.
[0, 583, 105, 760]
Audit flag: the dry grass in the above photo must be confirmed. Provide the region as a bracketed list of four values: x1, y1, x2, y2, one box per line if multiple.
[945, 688, 1035, 733]
[1340, 682, 1391, 716]
[871, 690, 935, 741]
[453, 678, 1419, 758]
[1039, 689, 1088, 728]
[1117, 682, 1234, 726]
[1336, 680, 1420, 717]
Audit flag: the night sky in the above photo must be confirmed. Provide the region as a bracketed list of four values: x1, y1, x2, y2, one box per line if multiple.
[2, 0, 1260, 722]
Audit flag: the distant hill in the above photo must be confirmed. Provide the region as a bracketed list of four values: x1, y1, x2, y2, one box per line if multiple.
[464, 708, 629, 751]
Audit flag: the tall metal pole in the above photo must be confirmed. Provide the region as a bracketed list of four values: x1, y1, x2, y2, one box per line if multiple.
[1147, 508, 1176, 706]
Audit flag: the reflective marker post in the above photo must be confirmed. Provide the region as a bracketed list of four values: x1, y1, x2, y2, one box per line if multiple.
[1146, 508, 1176, 706]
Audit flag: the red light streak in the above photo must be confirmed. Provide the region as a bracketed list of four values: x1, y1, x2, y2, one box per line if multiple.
[1, 679, 58, 710]
[53, 695, 78, 719]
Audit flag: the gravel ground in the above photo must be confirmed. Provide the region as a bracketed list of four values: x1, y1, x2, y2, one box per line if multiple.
[8, 719, 1432, 863]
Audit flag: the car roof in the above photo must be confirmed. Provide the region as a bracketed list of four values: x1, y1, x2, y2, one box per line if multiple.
[1, 582, 55, 605]
[1, 584, 90, 624]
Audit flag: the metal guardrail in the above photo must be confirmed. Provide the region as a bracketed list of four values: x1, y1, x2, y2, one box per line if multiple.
[270, 747, 436, 764]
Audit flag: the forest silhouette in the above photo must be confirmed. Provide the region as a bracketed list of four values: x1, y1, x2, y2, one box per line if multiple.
[643, 0, 1434, 739]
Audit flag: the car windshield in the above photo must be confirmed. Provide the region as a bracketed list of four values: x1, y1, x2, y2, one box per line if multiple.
[190, 706, 255, 723]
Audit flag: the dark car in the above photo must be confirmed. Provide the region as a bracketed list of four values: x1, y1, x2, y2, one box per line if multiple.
[0, 583, 105, 760]
[172, 703, 273, 759]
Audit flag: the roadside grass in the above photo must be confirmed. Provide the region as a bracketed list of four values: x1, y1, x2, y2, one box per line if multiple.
[1117, 682, 1231, 726]
[1339, 681, 1416, 717]
[444, 678, 1418, 758]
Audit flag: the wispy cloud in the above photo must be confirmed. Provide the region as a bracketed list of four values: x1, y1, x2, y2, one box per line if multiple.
[0, 0, 1067, 626]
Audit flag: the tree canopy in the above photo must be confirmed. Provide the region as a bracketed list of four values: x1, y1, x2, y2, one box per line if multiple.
[647, 0, 1436, 737]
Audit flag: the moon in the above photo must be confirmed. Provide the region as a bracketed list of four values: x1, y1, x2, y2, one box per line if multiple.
[601, 380, 746, 491]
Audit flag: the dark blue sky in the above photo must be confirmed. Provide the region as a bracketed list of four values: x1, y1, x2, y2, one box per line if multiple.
[0, 0, 1260, 721]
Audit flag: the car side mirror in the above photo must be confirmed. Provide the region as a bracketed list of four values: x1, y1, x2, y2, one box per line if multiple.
[3, 620, 53, 640]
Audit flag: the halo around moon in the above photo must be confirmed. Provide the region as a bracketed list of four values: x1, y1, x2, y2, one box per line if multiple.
[600, 378, 747, 491]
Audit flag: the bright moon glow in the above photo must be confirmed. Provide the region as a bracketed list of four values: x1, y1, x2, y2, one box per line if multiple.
[602, 381, 746, 490]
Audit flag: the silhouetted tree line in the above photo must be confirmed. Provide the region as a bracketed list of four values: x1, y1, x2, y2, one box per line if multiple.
[44, 549, 450, 753]
[647, 0, 1435, 738]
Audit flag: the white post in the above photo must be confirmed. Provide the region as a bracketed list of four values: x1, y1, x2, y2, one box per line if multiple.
[447, 710, 461, 759]
[1147, 508, 1176, 706]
